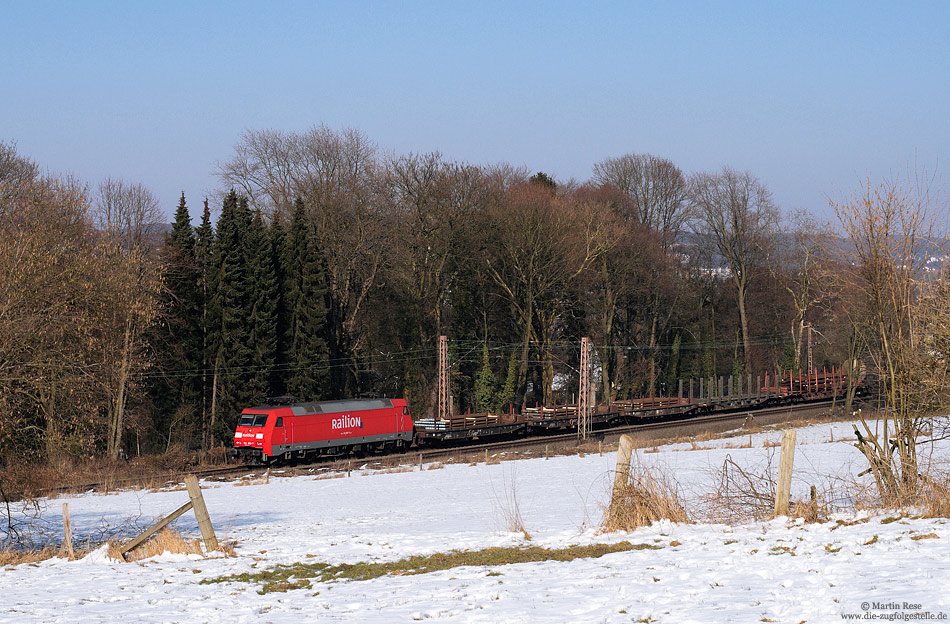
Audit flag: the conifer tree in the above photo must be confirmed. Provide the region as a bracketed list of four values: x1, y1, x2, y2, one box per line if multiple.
[495, 353, 518, 413]
[194, 198, 216, 449]
[153, 193, 201, 446]
[269, 211, 290, 397]
[246, 208, 278, 401]
[209, 190, 254, 443]
[284, 199, 330, 399]
[474, 343, 495, 413]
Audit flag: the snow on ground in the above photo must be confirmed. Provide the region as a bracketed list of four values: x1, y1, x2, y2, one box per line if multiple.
[3, 419, 950, 623]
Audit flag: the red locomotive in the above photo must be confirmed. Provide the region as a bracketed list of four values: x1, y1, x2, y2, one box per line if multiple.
[232, 397, 414, 465]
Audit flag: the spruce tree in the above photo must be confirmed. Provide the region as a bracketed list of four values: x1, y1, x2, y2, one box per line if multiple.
[284, 199, 330, 400]
[246, 208, 278, 401]
[194, 198, 216, 449]
[151, 193, 201, 449]
[269, 212, 290, 397]
[495, 352, 518, 413]
[209, 190, 254, 442]
[474, 343, 495, 413]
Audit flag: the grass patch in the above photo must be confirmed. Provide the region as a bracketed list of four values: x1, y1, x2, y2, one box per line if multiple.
[203, 541, 661, 593]
[0, 545, 60, 566]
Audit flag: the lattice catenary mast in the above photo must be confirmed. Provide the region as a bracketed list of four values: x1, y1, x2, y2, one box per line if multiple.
[578, 336, 592, 440]
[438, 335, 449, 421]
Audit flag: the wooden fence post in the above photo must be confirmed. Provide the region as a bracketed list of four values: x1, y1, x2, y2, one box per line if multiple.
[62, 503, 74, 560]
[608, 435, 635, 527]
[184, 475, 219, 552]
[774, 430, 798, 517]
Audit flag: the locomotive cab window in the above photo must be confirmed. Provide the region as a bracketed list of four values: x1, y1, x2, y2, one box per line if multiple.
[238, 414, 269, 427]
[275, 417, 283, 427]
[403, 406, 409, 415]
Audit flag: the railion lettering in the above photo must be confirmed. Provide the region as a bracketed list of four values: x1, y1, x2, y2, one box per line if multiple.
[331, 414, 362, 430]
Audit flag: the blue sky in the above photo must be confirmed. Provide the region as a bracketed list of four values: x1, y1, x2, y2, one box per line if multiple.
[2, 1, 947, 221]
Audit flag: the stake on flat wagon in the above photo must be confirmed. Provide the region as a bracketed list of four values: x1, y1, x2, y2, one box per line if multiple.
[774, 430, 797, 517]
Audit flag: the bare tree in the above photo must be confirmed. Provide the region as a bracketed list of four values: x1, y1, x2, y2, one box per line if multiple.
[690, 167, 779, 373]
[0, 140, 40, 206]
[593, 154, 690, 393]
[772, 210, 835, 369]
[830, 172, 941, 502]
[94, 179, 163, 459]
[95, 178, 163, 250]
[592, 153, 689, 248]
[0, 174, 103, 461]
[379, 152, 487, 412]
[484, 181, 613, 405]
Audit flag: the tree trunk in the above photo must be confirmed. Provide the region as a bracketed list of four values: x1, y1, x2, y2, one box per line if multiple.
[107, 321, 133, 460]
[737, 281, 751, 373]
[210, 349, 221, 448]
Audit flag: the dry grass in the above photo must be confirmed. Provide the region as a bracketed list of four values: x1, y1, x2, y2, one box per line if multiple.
[109, 529, 204, 562]
[378, 466, 414, 475]
[916, 471, 950, 518]
[0, 545, 59, 566]
[790, 485, 828, 523]
[604, 461, 689, 532]
[0, 446, 243, 502]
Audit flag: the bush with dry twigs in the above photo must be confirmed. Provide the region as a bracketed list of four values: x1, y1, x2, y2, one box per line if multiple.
[493, 471, 531, 540]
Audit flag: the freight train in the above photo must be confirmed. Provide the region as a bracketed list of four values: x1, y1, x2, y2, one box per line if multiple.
[232, 368, 855, 465]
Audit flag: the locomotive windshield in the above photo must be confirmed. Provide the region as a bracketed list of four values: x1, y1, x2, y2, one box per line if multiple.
[238, 413, 269, 427]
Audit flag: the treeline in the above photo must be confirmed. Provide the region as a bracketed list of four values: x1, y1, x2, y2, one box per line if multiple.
[0, 129, 883, 462]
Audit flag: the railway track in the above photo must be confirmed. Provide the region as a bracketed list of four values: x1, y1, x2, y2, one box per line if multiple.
[42, 398, 847, 496]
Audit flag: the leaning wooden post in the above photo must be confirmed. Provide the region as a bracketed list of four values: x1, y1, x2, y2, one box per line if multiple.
[184, 474, 218, 552]
[608, 435, 635, 528]
[62, 503, 75, 560]
[774, 430, 797, 517]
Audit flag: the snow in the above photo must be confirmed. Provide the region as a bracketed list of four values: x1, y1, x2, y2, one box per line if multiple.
[2, 419, 950, 623]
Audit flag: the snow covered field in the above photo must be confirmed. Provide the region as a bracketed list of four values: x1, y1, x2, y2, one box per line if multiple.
[3, 420, 949, 623]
